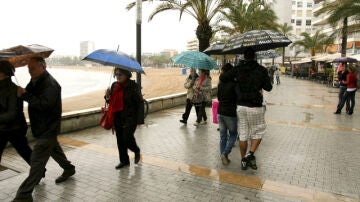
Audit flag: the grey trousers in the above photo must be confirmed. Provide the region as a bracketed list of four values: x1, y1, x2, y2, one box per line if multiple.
[15, 136, 75, 199]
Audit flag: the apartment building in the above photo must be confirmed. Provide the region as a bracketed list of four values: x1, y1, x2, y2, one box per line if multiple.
[312, 0, 360, 55]
[80, 41, 95, 58]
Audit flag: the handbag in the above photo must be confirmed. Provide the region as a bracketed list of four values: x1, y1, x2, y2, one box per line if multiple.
[191, 91, 204, 105]
[100, 103, 113, 130]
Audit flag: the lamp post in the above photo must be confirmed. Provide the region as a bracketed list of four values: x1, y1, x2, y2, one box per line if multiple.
[136, 0, 142, 87]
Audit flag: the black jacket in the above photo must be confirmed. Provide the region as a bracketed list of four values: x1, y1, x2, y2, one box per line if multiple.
[217, 79, 237, 117]
[0, 78, 27, 132]
[338, 70, 348, 88]
[21, 71, 62, 138]
[220, 60, 272, 107]
[108, 80, 144, 127]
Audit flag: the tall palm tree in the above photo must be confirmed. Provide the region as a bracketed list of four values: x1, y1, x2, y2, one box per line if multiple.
[314, 0, 360, 57]
[215, 0, 278, 36]
[127, 0, 230, 52]
[277, 23, 293, 66]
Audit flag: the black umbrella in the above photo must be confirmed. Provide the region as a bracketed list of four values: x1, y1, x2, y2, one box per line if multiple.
[332, 57, 358, 63]
[222, 30, 292, 54]
[203, 43, 226, 55]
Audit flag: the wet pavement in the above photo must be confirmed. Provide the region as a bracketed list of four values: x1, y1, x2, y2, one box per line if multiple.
[1, 76, 360, 202]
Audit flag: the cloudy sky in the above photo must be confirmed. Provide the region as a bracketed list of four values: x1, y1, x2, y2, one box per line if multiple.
[0, 0, 197, 56]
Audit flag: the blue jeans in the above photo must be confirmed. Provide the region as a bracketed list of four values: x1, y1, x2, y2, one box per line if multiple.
[218, 114, 238, 155]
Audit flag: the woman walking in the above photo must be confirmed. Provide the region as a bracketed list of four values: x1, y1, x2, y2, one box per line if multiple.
[0, 61, 32, 165]
[193, 69, 212, 126]
[105, 68, 144, 169]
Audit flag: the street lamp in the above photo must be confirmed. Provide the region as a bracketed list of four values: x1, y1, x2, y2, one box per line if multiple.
[136, 0, 142, 87]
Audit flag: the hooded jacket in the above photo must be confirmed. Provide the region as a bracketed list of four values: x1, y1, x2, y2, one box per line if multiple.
[220, 60, 272, 107]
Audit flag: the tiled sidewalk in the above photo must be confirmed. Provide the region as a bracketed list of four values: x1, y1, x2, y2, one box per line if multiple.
[1, 76, 359, 202]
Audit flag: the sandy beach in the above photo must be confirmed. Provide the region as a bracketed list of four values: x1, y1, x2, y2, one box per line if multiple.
[53, 66, 219, 113]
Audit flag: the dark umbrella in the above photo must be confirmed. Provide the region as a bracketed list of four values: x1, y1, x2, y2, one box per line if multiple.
[83, 49, 145, 74]
[203, 43, 226, 55]
[222, 30, 292, 54]
[332, 57, 358, 63]
[0, 44, 54, 67]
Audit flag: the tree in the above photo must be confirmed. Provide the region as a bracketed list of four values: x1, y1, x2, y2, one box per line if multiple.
[291, 31, 333, 57]
[314, 0, 360, 57]
[215, 0, 278, 36]
[127, 0, 230, 52]
[277, 23, 293, 66]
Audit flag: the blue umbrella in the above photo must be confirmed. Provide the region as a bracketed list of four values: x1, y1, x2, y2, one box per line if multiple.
[82, 49, 145, 74]
[172, 51, 218, 70]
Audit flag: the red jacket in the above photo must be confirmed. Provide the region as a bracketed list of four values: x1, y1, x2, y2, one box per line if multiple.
[344, 72, 357, 89]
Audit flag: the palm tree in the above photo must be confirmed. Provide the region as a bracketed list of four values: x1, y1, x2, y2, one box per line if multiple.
[291, 31, 333, 57]
[215, 0, 278, 35]
[126, 0, 230, 52]
[277, 23, 293, 66]
[314, 0, 360, 57]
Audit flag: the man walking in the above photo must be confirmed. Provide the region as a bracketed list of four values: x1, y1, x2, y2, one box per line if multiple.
[220, 47, 272, 170]
[13, 57, 75, 202]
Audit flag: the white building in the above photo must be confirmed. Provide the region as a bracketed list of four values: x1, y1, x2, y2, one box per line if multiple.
[80, 41, 95, 58]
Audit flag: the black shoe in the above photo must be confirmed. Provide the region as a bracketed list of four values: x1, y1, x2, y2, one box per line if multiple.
[12, 195, 33, 202]
[241, 158, 248, 170]
[347, 111, 353, 115]
[334, 111, 341, 114]
[55, 168, 75, 183]
[180, 119, 187, 124]
[115, 163, 130, 169]
[247, 155, 258, 170]
[135, 152, 141, 164]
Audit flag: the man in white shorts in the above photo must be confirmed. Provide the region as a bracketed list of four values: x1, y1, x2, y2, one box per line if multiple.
[220, 47, 272, 170]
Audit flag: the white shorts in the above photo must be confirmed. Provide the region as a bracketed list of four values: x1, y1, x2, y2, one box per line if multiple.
[237, 105, 266, 141]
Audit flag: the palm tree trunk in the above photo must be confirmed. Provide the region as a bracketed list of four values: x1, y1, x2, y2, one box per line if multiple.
[196, 22, 212, 52]
[341, 17, 348, 57]
[282, 47, 285, 66]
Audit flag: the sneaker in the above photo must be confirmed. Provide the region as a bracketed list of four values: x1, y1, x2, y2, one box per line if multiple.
[193, 122, 199, 126]
[220, 154, 230, 165]
[179, 119, 187, 124]
[241, 158, 248, 170]
[200, 121, 207, 125]
[247, 155, 257, 170]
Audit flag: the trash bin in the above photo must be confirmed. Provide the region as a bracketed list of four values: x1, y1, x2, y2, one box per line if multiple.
[182, 68, 187, 75]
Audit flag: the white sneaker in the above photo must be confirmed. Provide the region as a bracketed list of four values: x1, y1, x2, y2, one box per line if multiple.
[200, 121, 207, 125]
[193, 122, 199, 126]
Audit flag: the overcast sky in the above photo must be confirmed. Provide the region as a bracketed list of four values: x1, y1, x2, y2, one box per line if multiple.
[0, 0, 197, 56]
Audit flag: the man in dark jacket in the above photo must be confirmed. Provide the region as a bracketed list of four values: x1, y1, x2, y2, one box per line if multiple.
[0, 60, 32, 165]
[336, 64, 349, 112]
[220, 47, 272, 170]
[13, 57, 75, 202]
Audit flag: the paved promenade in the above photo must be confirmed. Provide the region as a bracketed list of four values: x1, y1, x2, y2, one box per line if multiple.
[1, 76, 360, 202]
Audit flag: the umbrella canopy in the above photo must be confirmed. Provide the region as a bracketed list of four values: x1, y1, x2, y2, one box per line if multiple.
[238, 49, 281, 60]
[222, 30, 292, 54]
[203, 43, 226, 55]
[333, 57, 358, 63]
[172, 51, 218, 70]
[82, 49, 144, 74]
[0, 44, 54, 67]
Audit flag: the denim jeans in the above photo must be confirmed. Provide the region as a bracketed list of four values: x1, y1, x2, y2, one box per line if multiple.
[218, 114, 238, 155]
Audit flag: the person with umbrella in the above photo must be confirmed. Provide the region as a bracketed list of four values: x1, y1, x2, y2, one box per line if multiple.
[334, 64, 357, 115]
[0, 61, 32, 166]
[104, 68, 144, 169]
[336, 63, 350, 112]
[14, 57, 76, 202]
[220, 47, 272, 170]
[180, 68, 199, 124]
[193, 69, 212, 126]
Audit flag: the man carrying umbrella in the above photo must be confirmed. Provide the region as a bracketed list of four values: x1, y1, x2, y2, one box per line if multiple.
[13, 57, 75, 202]
[220, 47, 272, 170]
